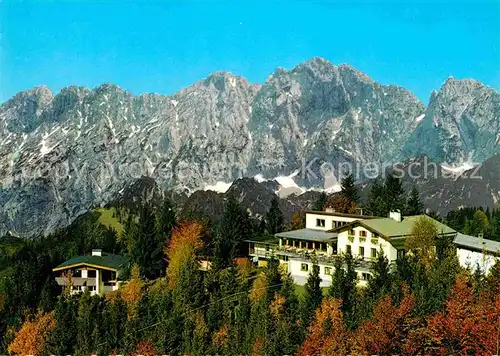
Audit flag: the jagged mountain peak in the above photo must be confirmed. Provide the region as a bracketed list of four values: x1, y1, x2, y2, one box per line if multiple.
[0, 58, 498, 238]
[438, 77, 489, 97]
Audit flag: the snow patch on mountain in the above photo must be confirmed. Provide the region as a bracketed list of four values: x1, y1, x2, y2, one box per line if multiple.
[441, 162, 475, 173]
[204, 181, 233, 193]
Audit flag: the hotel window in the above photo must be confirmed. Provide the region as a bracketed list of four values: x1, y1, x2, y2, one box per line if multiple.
[87, 270, 96, 278]
[361, 273, 371, 281]
[316, 219, 326, 227]
[359, 246, 365, 257]
[371, 248, 377, 258]
[397, 249, 406, 259]
[360, 230, 367, 237]
[301, 263, 309, 272]
[324, 266, 332, 275]
[346, 245, 352, 255]
[349, 229, 356, 236]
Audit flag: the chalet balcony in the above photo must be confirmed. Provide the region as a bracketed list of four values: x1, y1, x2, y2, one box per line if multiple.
[249, 244, 374, 269]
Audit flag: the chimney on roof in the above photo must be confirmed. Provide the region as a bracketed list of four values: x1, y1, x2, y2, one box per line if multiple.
[389, 211, 402, 222]
[325, 207, 335, 213]
[92, 249, 102, 257]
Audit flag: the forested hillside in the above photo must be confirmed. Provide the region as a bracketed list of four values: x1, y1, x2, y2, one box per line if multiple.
[1, 175, 499, 355]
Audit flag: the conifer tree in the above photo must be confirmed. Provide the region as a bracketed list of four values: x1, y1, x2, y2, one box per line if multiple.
[313, 192, 328, 211]
[340, 173, 359, 204]
[268, 272, 301, 356]
[366, 249, 391, 301]
[384, 173, 406, 215]
[265, 196, 285, 234]
[405, 185, 424, 216]
[213, 197, 253, 269]
[328, 253, 359, 329]
[342, 252, 359, 329]
[302, 256, 323, 326]
[47, 295, 78, 355]
[264, 256, 283, 301]
[329, 255, 345, 299]
[130, 204, 163, 279]
[156, 199, 177, 247]
[366, 179, 385, 217]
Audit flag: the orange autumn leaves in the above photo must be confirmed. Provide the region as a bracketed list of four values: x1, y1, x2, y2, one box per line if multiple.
[425, 275, 500, 354]
[8, 312, 55, 355]
[298, 275, 500, 356]
[165, 221, 204, 290]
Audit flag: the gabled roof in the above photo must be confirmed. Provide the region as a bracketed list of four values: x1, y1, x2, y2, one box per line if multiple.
[53, 253, 128, 272]
[328, 215, 456, 240]
[275, 228, 337, 242]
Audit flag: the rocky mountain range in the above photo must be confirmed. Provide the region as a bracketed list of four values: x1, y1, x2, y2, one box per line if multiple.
[0, 57, 498, 237]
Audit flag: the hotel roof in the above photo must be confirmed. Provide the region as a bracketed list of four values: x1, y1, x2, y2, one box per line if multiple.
[329, 215, 456, 239]
[454, 233, 500, 255]
[53, 253, 128, 272]
[275, 228, 337, 242]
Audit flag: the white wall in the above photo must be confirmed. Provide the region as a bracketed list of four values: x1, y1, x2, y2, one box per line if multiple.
[457, 248, 498, 273]
[305, 213, 361, 230]
[337, 227, 398, 261]
[288, 259, 372, 287]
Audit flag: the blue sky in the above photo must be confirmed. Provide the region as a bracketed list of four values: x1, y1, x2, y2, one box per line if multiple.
[1, 1, 499, 103]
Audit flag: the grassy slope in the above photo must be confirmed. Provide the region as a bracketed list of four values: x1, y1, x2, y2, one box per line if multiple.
[294, 284, 329, 298]
[96, 208, 125, 237]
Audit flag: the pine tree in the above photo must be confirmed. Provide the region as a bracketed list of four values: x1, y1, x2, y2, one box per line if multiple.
[302, 256, 323, 326]
[384, 173, 406, 215]
[265, 196, 285, 234]
[342, 252, 359, 329]
[328, 253, 358, 329]
[213, 197, 253, 269]
[405, 185, 424, 216]
[157, 199, 177, 248]
[313, 192, 328, 211]
[38, 276, 58, 313]
[268, 272, 301, 355]
[130, 204, 163, 279]
[329, 255, 345, 299]
[264, 256, 283, 302]
[340, 173, 359, 204]
[366, 249, 391, 301]
[47, 295, 78, 355]
[366, 179, 385, 217]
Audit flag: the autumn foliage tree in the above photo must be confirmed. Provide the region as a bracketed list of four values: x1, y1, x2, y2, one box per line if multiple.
[425, 274, 500, 354]
[165, 221, 204, 290]
[405, 216, 439, 269]
[298, 297, 348, 355]
[290, 211, 306, 230]
[133, 339, 157, 356]
[352, 288, 415, 355]
[8, 312, 55, 355]
[324, 194, 357, 214]
[120, 264, 145, 319]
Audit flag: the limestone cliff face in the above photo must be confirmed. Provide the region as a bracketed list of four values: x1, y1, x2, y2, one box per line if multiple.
[0, 58, 497, 237]
[403, 78, 500, 164]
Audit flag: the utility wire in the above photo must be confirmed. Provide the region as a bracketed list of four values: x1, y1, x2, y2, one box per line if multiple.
[96, 280, 283, 348]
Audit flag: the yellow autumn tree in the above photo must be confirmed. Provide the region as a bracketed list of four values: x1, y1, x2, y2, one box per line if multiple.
[120, 263, 144, 318]
[165, 221, 204, 290]
[405, 216, 439, 268]
[8, 312, 55, 355]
